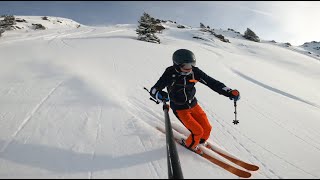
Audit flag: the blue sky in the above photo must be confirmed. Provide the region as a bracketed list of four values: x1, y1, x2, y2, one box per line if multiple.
[1, 1, 319, 45]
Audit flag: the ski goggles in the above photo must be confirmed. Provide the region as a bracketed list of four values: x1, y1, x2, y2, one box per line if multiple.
[179, 62, 196, 70]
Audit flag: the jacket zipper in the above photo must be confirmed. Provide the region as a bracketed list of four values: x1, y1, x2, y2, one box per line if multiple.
[183, 77, 191, 109]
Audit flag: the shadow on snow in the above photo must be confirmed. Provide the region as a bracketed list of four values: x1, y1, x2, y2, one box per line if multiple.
[0, 139, 164, 173]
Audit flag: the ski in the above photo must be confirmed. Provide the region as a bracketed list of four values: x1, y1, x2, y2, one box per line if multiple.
[205, 143, 259, 171]
[171, 123, 259, 171]
[155, 126, 252, 178]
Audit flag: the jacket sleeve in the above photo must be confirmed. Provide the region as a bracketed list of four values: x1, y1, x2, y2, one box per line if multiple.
[150, 67, 172, 99]
[194, 67, 231, 97]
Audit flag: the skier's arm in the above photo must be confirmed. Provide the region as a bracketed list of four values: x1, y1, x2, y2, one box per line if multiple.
[194, 67, 232, 97]
[150, 67, 171, 99]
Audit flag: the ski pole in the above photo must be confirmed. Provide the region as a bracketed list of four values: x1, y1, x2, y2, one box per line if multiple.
[143, 87, 160, 104]
[233, 100, 239, 125]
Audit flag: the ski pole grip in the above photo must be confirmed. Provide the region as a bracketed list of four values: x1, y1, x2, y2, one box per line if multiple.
[143, 87, 150, 93]
[144, 87, 160, 104]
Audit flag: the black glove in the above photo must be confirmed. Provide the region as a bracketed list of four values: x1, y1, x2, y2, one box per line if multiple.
[228, 89, 240, 101]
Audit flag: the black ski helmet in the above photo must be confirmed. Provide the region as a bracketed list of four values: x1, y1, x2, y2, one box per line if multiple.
[172, 49, 196, 66]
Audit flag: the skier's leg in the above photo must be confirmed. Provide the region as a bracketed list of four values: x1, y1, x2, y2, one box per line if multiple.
[190, 103, 212, 142]
[173, 108, 204, 149]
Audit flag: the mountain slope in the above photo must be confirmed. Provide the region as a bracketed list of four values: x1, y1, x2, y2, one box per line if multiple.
[0, 16, 320, 179]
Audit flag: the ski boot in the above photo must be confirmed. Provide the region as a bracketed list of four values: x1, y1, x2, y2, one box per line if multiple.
[181, 138, 203, 155]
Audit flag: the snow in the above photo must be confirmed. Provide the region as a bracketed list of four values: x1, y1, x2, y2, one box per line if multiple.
[0, 16, 320, 179]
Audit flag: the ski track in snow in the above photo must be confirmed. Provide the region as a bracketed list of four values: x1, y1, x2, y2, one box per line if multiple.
[47, 28, 127, 50]
[62, 29, 127, 41]
[88, 106, 102, 179]
[44, 27, 96, 41]
[135, 120, 161, 179]
[127, 97, 266, 178]
[201, 45, 320, 109]
[231, 69, 320, 109]
[0, 32, 60, 46]
[103, 43, 318, 178]
[47, 27, 96, 47]
[200, 46, 224, 58]
[199, 105, 277, 178]
[200, 47, 320, 151]
[204, 106, 287, 178]
[170, 121, 275, 178]
[1, 18, 319, 178]
[0, 27, 96, 47]
[127, 95, 282, 178]
[0, 80, 64, 153]
[112, 57, 118, 73]
[243, 98, 320, 152]
[0, 29, 82, 46]
[125, 98, 171, 178]
[202, 100, 318, 178]
[127, 98, 164, 124]
[131, 115, 161, 178]
[127, 98, 164, 178]
[126, 101, 163, 178]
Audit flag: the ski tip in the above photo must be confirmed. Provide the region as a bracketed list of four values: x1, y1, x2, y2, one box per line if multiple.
[251, 165, 259, 171]
[235, 169, 252, 178]
[243, 173, 252, 178]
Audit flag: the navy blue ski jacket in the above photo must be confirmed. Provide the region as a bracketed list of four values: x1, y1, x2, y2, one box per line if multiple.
[150, 65, 232, 110]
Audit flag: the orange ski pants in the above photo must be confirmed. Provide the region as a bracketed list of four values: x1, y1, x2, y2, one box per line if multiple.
[174, 103, 212, 149]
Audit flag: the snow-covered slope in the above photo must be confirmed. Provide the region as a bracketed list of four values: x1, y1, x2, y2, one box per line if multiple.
[162, 21, 320, 61]
[0, 16, 86, 44]
[298, 41, 320, 57]
[0, 16, 320, 179]
[1, 15, 82, 30]
[260, 40, 320, 61]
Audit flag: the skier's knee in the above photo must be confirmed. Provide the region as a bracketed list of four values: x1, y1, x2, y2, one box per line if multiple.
[198, 127, 204, 136]
[207, 124, 212, 133]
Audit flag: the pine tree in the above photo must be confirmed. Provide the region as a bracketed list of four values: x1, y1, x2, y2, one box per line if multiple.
[136, 12, 160, 44]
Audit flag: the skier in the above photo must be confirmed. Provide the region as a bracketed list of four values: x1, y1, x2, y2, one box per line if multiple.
[150, 49, 240, 154]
